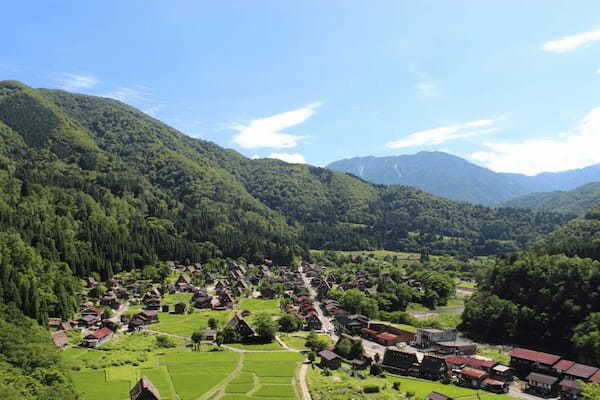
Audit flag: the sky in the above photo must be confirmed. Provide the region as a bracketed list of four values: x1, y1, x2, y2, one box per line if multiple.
[3, 1, 600, 175]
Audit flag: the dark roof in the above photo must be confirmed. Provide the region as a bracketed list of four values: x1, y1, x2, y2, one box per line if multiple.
[564, 363, 599, 379]
[86, 327, 113, 340]
[459, 367, 487, 379]
[483, 378, 505, 387]
[527, 372, 559, 385]
[318, 350, 341, 361]
[382, 348, 419, 370]
[52, 331, 69, 347]
[559, 379, 582, 390]
[553, 359, 575, 372]
[130, 376, 161, 400]
[591, 370, 600, 383]
[511, 347, 561, 366]
[428, 392, 453, 400]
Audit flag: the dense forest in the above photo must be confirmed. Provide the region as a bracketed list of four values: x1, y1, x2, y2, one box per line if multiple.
[0, 80, 573, 326]
[461, 205, 600, 364]
[0, 304, 77, 399]
[502, 182, 600, 215]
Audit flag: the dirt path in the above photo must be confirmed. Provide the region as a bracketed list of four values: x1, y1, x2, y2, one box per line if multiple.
[199, 352, 245, 400]
[297, 362, 312, 400]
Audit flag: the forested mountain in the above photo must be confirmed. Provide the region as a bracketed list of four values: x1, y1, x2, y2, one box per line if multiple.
[501, 182, 600, 215]
[327, 152, 600, 205]
[461, 205, 600, 363]
[0, 80, 573, 324]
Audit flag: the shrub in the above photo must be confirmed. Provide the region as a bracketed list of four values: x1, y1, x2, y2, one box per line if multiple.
[363, 385, 380, 393]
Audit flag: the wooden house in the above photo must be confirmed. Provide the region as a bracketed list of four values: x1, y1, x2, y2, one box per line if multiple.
[381, 348, 420, 375]
[130, 376, 161, 400]
[420, 355, 448, 381]
[174, 303, 187, 314]
[227, 314, 256, 339]
[83, 327, 114, 348]
[510, 347, 562, 378]
[52, 331, 69, 349]
[318, 350, 342, 370]
[525, 372, 559, 397]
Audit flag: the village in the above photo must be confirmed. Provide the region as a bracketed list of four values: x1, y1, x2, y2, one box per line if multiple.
[47, 257, 600, 400]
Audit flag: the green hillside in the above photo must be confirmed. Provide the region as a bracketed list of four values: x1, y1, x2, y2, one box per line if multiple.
[0, 80, 573, 325]
[501, 182, 600, 215]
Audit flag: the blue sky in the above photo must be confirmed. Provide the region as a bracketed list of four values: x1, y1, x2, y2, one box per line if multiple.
[3, 1, 600, 175]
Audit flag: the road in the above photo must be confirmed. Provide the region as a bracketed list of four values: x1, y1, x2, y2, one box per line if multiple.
[299, 266, 337, 341]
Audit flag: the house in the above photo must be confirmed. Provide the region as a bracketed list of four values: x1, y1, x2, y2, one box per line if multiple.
[510, 347, 562, 378]
[78, 307, 102, 328]
[318, 350, 342, 370]
[130, 376, 161, 400]
[129, 310, 159, 331]
[428, 392, 453, 400]
[52, 331, 69, 349]
[591, 370, 600, 383]
[83, 327, 114, 348]
[559, 379, 583, 400]
[176, 274, 192, 286]
[201, 329, 218, 342]
[305, 312, 322, 330]
[456, 367, 487, 389]
[420, 355, 448, 381]
[490, 364, 514, 382]
[563, 363, 598, 382]
[48, 318, 62, 330]
[483, 378, 510, 394]
[193, 294, 213, 309]
[100, 294, 121, 309]
[434, 340, 477, 355]
[174, 303, 187, 314]
[526, 372, 559, 396]
[381, 348, 420, 375]
[227, 314, 256, 339]
[415, 328, 457, 348]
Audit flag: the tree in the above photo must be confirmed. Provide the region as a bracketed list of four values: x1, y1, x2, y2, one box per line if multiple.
[369, 363, 383, 376]
[254, 312, 277, 342]
[191, 331, 202, 351]
[208, 317, 218, 330]
[308, 351, 316, 364]
[156, 335, 176, 348]
[572, 313, 600, 366]
[581, 383, 600, 400]
[278, 314, 303, 332]
[349, 339, 364, 360]
[101, 307, 113, 320]
[335, 338, 352, 358]
[220, 326, 240, 344]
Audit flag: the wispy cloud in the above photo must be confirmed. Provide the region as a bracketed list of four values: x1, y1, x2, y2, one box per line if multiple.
[416, 81, 439, 97]
[103, 85, 153, 104]
[267, 152, 306, 164]
[227, 103, 321, 149]
[542, 28, 600, 53]
[386, 119, 498, 149]
[470, 107, 600, 175]
[596, 68, 600, 74]
[58, 73, 99, 92]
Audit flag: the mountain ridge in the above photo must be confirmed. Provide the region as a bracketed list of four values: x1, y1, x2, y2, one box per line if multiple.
[327, 152, 600, 205]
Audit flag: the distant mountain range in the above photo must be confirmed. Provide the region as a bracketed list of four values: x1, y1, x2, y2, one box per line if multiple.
[327, 152, 600, 206]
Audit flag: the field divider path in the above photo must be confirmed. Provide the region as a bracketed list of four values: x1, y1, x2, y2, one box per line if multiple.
[198, 352, 245, 400]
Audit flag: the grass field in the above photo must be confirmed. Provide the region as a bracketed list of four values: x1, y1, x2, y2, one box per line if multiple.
[307, 367, 516, 400]
[151, 309, 233, 337]
[279, 332, 333, 350]
[227, 342, 283, 350]
[65, 331, 305, 400]
[219, 352, 304, 400]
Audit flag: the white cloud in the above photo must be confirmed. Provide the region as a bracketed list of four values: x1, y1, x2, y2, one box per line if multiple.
[228, 103, 320, 149]
[416, 81, 438, 97]
[470, 106, 600, 175]
[542, 28, 600, 53]
[58, 73, 99, 92]
[596, 68, 600, 74]
[386, 119, 498, 149]
[267, 153, 306, 164]
[103, 85, 152, 104]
